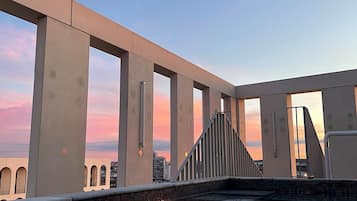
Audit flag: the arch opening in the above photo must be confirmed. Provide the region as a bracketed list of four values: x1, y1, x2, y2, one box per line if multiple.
[100, 165, 106, 186]
[15, 167, 26, 194]
[0, 167, 11, 195]
[90, 166, 98, 186]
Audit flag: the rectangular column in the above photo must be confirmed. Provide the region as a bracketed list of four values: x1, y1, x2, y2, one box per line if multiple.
[28, 17, 90, 197]
[260, 94, 296, 177]
[224, 97, 245, 141]
[236, 99, 246, 143]
[322, 86, 357, 132]
[170, 74, 194, 176]
[118, 52, 154, 187]
[223, 97, 237, 129]
[202, 87, 221, 127]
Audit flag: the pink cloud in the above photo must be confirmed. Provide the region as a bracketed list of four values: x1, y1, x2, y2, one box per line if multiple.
[0, 103, 31, 144]
[155, 151, 170, 161]
[246, 146, 262, 160]
[245, 111, 262, 142]
[86, 113, 119, 143]
[0, 89, 32, 108]
[153, 94, 171, 141]
[0, 23, 36, 63]
[193, 99, 203, 141]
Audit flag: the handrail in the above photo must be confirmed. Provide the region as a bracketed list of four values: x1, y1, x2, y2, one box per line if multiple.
[175, 112, 262, 181]
[324, 130, 357, 178]
[172, 112, 219, 180]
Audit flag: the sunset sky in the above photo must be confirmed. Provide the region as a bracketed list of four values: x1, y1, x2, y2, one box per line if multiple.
[1, 1, 357, 162]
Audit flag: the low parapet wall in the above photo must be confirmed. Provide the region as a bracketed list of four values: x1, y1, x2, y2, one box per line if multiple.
[20, 177, 357, 201]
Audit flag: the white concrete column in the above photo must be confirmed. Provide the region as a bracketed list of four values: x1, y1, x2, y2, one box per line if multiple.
[260, 94, 296, 177]
[170, 74, 194, 176]
[322, 86, 357, 132]
[28, 17, 89, 197]
[202, 87, 221, 127]
[118, 52, 154, 187]
[236, 99, 246, 143]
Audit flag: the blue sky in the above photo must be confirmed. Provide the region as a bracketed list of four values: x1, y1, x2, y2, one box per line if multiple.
[77, 0, 357, 85]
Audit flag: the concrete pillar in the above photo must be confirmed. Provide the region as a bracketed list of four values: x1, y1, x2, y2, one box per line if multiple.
[224, 97, 246, 141]
[223, 97, 237, 130]
[202, 87, 221, 127]
[322, 86, 357, 132]
[118, 52, 154, 187]
[236, 99, 246, 143]
[28, 17, 89, 197]
[260, 94, 296, 177]
[170, 74, 194, 176]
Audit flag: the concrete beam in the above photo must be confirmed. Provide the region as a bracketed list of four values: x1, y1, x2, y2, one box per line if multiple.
[170, 74, 194, 175]
[118, 52, 154, 187]
[71, 2, 236, 97]
[202, 88, 221, 127]
[1, 0, 235, 96]
[322, 86, 357, 132]
[260, 94, 296, 177]
[0, 0, 72, 25]
[28, 17, 89, 197]
[236, 69, 357, 99]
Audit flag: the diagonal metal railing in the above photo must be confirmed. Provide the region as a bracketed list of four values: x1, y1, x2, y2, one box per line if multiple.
[175, 112, 262, 181]
[302, 107, 325, 178]
[288, 106, 325, 178]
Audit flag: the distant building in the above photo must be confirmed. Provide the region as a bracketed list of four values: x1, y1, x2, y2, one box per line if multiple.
[164, 162, 171, 180]
[110, 161, 118, 188]
[296, 159, 309, 178]
[0, 158, 111, 201]
[153, 153, 171, 183]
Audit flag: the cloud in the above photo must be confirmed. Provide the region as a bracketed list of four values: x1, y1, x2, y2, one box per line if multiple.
[0, 104, 31, 144]
[153, 139, 170, 152]
[86, 141, 118, 152]
[0, 21, 36, 86]
[193, 99, 203, 141]
[153, 94, 171, 141]
[0, 22, 36, 63]
[0, 143, 29, 158]
[246, 140, 262, 147]
[246, 146, 262, 160]
[86, 113, 119, 143]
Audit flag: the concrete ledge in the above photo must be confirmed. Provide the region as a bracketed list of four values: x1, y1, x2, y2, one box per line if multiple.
[20, 177, 357, 201]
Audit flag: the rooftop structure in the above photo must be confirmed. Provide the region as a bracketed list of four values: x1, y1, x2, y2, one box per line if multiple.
[1, 0, 357, 200]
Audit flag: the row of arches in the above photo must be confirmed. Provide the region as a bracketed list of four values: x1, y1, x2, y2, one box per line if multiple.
[0, 167, 26, 195]
[0, 164, 108, 195]
[83, 165, 106, 187]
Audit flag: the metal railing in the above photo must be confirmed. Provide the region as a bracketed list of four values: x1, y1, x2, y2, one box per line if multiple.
[288, 106, 325, 178]
[175, 112, 262, 181]
[302, 107, 325, 178]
